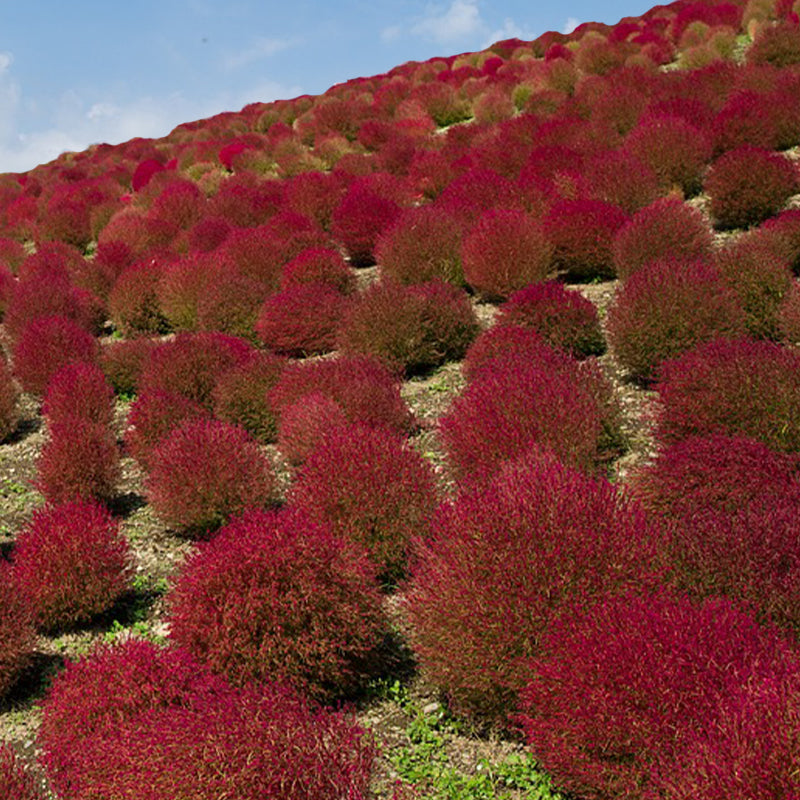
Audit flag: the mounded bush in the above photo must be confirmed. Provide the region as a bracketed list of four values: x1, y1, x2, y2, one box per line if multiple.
[167, 507, 387, 700]
[338, 279, 479, 375]
[98, 337, 158, 396]
[42, 361, 115, 427]
[606, 257, 748, 383]
[747, 18, 800, 66]
[611, 196, 714, 280]
[279, 247, 356, 294]
[0, 566, 35, 700]
[330, 185, 402, 266]
[495, 281, 605, 358]
[0, 744, 44, 800]
[108, 259, 171, 337]
[580, 148, 661, 215]
[518, 590, 798, 800]
[9, 500, 133, 631]
[289, 423, 438, 580]
[405, 446, 666, 725]
[436, 167, 525, 227]
[704, 145, 798, 229]
[0, 353, 19, 442]
[460, 208, 554, 300]
[654, 337, 800, 451]
[206, 173, 285, 227]
[276, 392, 349, 466]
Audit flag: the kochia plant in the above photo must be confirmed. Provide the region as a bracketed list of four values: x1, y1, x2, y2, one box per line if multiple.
[42, 362, 116, 427]
[0, 744, 44, 800]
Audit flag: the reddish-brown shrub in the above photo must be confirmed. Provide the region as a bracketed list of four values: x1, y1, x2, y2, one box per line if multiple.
[606, 257, 748, 383]
[710, 88, 796, 154]
[268, 354, 415, 436]
[98, 337, 157, 396]
[778, 279, 800, 342]
[580, 148, 661, 215]
[518, 590, 797, 800]
[108, 259, 172, 337]
[42, 362, 115, 426]
[289, 424, 437, 580]
[437, 168, 525, 226]
[376, 205, 466, 286]
[206, 173, 285, 227]
[98, 208, 178, 259]
[0, 744, 44, 800]
[284, 170, 348, 230]
[36, 418, 120, 505]
[139, 331, 253, 409]
[186, 215, 232, 253]
[655, 337, 800, 451]
[275, 393, 349, 466]
[544, 198, 628, 280]
[0, 566, 35, 700]
[10, 501, 133, 631]
[747, 18, 800, 66]
[167, 507, 387, 699]
[330, 185, 402, 266]
[761, 207, 800, 271]
[212, 352, 287, 443]
[254, 283, 348, 357]
[0, 237, 26, 273]
[154, 254, 214, 331]
[0, 354, 19, 442]
[146, 418, 275, 535]
[612, 196, 714, 280]
[338, 279, 479, 375]
[12, 315, 99, 396]
[460, 209, 554, 299]
[280, 247, 356, 294]
[405, 446, 666, 724]
[149, 178, 205, 230]
[495, 281, 605, 358]
[705, 146, 798, 229]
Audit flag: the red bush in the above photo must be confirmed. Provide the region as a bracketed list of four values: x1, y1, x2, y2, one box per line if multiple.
[460, 208, 554, 300]
[186, 215, 232, 253]
[580, 148, 661, 215]
[0, 566, 35, 700]
[276, 392, 349, 466]
[710, 88, 796, 154]
[0, 744, 44, 800]
[98, 337, 157, 396]
[544, 198, 628, 280]
[108, 259, 171, 337]
[145, 418, 275, 535]
[254, 283, 348, 357]
[747, 18, 800, 66]
[655, 337, 800, 451]
[284, 170, 348, 230]
[330, 185, 402, 266]
[268, 354, 415, 436]
[149, 178, 205, 230]
[0, 353, 19, 442]
[0, 237, 26, 273]
[338, 279, 478, 375]
[167, 507, 387, 699]
[606, 257, 748, 383]
[289, 424, 438, 580]
[495, 281, 605, 358]
[139, 331, 253, 409]
[212, 351, 287, 443]
[439, 338, 621, 483]
[36, 418, 120, 505]
[376, 204, 466, 286]
[705, 146, 798, 229]
[405, 446, 666, 724]
[10, 500, 133, 631]
[518, 590, 796, 800]
[42, 361, 115, 426]
[98, 208, 178, 259]
[155, 254, 214, 331]
[12, 315, 99, 396]
[280, 246, 356, 294]
[611, 196, 714, 280]
[437, 167, 525, 226]
[206, 173, 285, 227]
[761, 207, 800, 271]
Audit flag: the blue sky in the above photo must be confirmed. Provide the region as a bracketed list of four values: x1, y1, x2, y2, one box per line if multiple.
[0, 0, 655, 174]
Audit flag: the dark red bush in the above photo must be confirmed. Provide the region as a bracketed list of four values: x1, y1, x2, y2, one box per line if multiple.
[405, 446, 666, 724]
[705, 146, 798, 229]
[460, 209, 554, 300]
[36, 418, 120, 505]
[167, 507, 387, 700]
[0, 353, 19, 442]
[747, 18, 800, 66]
[710, 89, 795, 154]
[149, 178, 205, 230]
[0, 744, 44, 800]
[98, 208, 178, 259]
[146, 418, 275, 535]
[108, 259, 171, 337]
[0, 565, 35, 700]
[289, 424, 437, 580]
[606, 257, 748, 383]
[254, 283, 348, 357]
[279, 246, 356, 294]
[612, 196, 714, 280]
[206, 173, 285, 227]
[12, 315, 99, 396]
[186, 215, 232, 253]
[437, 167, 525, 227]
[655, 337, 800, 451]
[580, 148, 661, 215]
[518, 590, 797, 800]
[495, 281, 605, 358]
[338, 279, 478, 375]
[761, 207, 800, 271]
[154, 254, 214, 332]
[42, 361, 115, 426]
[0, 237, 26, 273]
[98, 337, 158, 396]
[284, 170, 348, 230]
[10, 500, 133, 631]
[276, 392, 349, 466]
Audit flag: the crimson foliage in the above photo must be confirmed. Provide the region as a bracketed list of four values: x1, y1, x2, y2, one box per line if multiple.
[0, 744, 44, 800]
[276, 393, 349, 466]
[42, 362, 115, 426]
[0, 353, 19, 442]
[0, 566, 35, 700]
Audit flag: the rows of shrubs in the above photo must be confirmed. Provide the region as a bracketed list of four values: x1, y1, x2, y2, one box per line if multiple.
[2, 0, 800, 796]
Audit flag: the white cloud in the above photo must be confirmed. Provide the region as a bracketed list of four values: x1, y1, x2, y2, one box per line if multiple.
[222, 36, 296, 71]
[483, 18, 538, 48]
[381, 24, 403, 42]
[410, 0, 485, 43]
[563, 17, 581, 34]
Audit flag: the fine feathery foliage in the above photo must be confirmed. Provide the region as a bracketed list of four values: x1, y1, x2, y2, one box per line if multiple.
[98, 337, 158, 397]
[276, 392, 349, 466]
[0, 744, 45, 800]
[0, 565, 36, 700]
[42, 361, 116, 427]
[0, 352, 20, 443]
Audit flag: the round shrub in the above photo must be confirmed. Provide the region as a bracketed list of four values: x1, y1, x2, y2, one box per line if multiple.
[495, 281, 605, 358]
[460, 208, 553, 300]
[12, 315, 99, 396]
[98, 337, 157, 396]
[186, 215, 232, 252]
[42, 362, 115, 427]
[211, 351, 287, 444]
[655, 337, 800, 451]
[338, 279, 479, 375]
[580, 147, 661, 215]
[254, 283, 349, 357]
[761, 207, 800, 271]
[154, 254, 211, 331]
[611, 196, 714, 280]
[778, 279, 800, 343]
[36, 417, 120, 505]
[518, 590, 798, 800]
[747, 18, 800, 67]
[704, 146, 798, 229]
[289, 423, 438, 580]
[279, 246, 356, 294]
[405, 446, 666, 725]
[108, 259, 171, 337]
[0, 565, 35, 700]
[167, 507, 387, 700]
[606, 257, 748, 383]
[0, 744, 44, 800]
[276, 392, 349, 466]
[10, 501, 133, 631]
[0, 353, 19, 443]
[146, 418, 275, 536]
[435, 167, 525, 227]
[194, 264, 269, 342]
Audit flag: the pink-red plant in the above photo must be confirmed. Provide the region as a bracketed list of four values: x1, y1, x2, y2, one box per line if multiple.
[186, 215, 232, 252]
[580, 148, 661, 215]
[98, 207, 178, 260]
[747, 18, 800, 66]
[167, 507, 387, 700]
[145, 418, 275, 535]
[517, 590, 797, 800]
[279, 246, 356, 294]
[0, 353, 19, 442]
[206, 173, 285, 227]
[276, 392, 349, 466]
[405, 446, 666, 725]
[42, 361, 115, 426]
[108, 259, 171, 337]
[606, 257, 748, 383]
[288, 423, 438, 580]
[10, 501, 133, 631]
[98, 337, 158, 396]
[0, 565, 35, 700]
[0, 744, 44, 800]
[437, 167, 525, 226]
